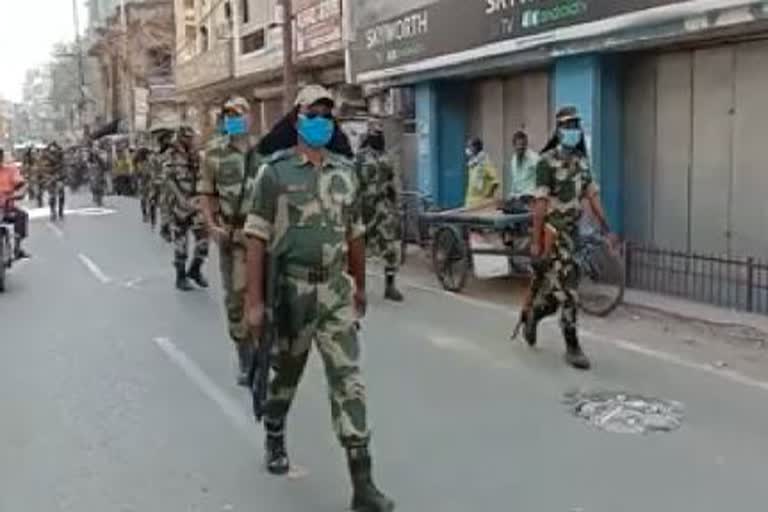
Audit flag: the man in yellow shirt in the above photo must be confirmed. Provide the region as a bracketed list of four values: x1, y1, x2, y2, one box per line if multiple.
[464, 137, 500, 208]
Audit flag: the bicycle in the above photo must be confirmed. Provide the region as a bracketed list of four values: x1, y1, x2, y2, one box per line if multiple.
[573, 223, 625, 317]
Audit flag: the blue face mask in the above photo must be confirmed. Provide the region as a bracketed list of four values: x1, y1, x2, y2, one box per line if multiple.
[297, 114, 334, 149]
[559, 128, 582, 148]
[224, 115, 248, 136]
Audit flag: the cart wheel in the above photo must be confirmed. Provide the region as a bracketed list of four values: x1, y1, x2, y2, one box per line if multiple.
[432, 226, 469, 292]
[579, 239, 625, 317]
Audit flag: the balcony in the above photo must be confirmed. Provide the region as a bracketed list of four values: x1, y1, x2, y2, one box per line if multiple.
[175, 43, 233, 93]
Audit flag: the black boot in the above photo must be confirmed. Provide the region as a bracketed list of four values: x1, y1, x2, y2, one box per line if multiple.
[236, 343, 254, 387]
[563, 328, 591, 370]
[347, 446, 395, 512]
[13, 237, 29, 260]
[187, 258, 209, 288]
[175, 263, 193, 291]
[264, 418, 290, 475]
[383, 272, 403, 302]
[521, 300, 557, 347]
[520, 309, 536, 347]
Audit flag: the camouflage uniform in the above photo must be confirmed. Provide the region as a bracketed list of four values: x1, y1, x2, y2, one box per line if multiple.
[136, 157, 152, 222]
[23, 153, 43, 206]
[357, 148, 401, 270]
[244, 148, 369, 447]
[164, 143, 209, 286]
[42, 148, 66, 220]
[199, 135, 260, 351]
[531, 147, 596, 345]
[149, 148, 170, 231]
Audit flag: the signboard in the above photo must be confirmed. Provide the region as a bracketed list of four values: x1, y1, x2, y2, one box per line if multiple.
[134, 87, 149, 132]
[349, 0, 691, 82]
[294, 0, 343, 58]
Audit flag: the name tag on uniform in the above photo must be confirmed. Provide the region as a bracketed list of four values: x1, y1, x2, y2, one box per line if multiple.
[285, 184, 309, 193]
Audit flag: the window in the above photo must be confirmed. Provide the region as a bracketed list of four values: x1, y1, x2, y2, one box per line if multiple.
[200, 26, 209, 52]
[184, 0, 194, 8]
[241, 29, 264, 54]
[241, 0, 249, 24]
[224, 2, 232, 20]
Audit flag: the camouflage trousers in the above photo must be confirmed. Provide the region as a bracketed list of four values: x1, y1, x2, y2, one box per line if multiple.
[141, 184, 161, 226]
[365, 206, 400, 271]
[530, 224, 580, 331]
[46, 182, 66, 217]
[172, 212, 209, 266]
[266, 272, 369, 447]
[218, 233, 249, 346]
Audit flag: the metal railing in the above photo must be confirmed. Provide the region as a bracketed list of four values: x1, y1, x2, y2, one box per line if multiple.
[625, 243, 768, 315]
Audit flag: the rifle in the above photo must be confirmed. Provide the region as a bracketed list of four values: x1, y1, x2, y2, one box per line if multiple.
[249, 251, 280, 423]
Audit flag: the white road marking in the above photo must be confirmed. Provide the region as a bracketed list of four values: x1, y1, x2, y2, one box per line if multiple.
[77, 253, 112, 284]
[425, 332, 493, 360]
[27, 206, 116, 221]
[153, 337, 258, 443]
[582, 329, 768, 393]
[46, 222, 64, 238]
[378, 270, 768, 394]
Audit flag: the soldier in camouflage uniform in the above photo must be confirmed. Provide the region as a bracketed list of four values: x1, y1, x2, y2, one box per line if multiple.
[199, 97, 260, 386]
[134, 147, 153, 222]
[164, 126, 210, 291]
[149, 128, 174, 233]
[245, 85, 394, 512]
[42, 142, 66, 221]
[23, 148, 40, 206]
[522, 106, 613, 370]
[357, 124, 403, 302]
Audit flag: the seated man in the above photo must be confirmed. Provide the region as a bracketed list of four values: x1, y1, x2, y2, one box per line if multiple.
[0, 148, 30, 259]
[501, 131, 540, 214]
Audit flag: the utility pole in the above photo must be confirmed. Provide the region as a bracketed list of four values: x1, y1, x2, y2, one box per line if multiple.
[280, 0, 297, 112]
[72, 0, 86, 135]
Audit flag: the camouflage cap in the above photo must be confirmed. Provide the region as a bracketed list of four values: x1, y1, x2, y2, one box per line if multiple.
[294, 84, 334, 108]
[177, 125, 197, 138]
[555, 106, 581, 123]
[150, 121, 177, 134]
[223, 96, 251, 115]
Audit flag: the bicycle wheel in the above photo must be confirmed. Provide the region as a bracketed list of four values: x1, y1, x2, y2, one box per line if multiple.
[579, 240, 625, 317]
[432, 226, 469, 292]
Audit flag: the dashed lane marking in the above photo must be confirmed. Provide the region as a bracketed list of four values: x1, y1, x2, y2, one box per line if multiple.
[77, 253, 112, 284]
[46, 222, 64, 238]
[153, 336, 257, 443]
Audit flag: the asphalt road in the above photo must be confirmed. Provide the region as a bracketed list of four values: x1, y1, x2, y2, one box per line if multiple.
[2, 195, 768, 512]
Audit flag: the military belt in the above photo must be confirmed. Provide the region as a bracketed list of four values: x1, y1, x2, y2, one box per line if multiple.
[282, 263, 343, 284]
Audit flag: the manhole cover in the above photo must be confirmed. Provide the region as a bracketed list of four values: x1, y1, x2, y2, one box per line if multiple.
[564, 390, 684, 434]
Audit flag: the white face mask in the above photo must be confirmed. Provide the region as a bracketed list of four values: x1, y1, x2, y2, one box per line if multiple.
[465, 147, 474, 158]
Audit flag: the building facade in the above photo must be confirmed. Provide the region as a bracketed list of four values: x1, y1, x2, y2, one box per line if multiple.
[88, 0, 176, 135]
[347, 0, 768, 259]
[175, 0, 361, 141]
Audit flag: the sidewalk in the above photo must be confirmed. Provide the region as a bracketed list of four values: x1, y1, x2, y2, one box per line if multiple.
[382, 246, 768, 384]
[393, 245, 768, 335]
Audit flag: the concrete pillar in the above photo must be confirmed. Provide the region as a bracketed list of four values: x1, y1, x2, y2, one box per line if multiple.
[554, 54, 623, 234]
